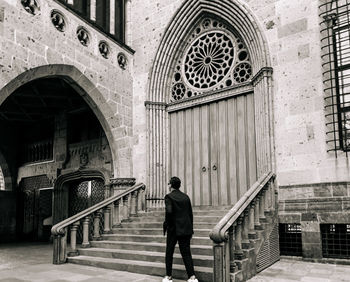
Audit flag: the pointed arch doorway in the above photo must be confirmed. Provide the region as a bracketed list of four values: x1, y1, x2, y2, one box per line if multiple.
[168, 17, 257, 206]
[146, 1, 274, 208]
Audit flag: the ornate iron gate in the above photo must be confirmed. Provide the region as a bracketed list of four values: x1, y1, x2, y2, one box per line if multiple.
[68, 179, 105, 242]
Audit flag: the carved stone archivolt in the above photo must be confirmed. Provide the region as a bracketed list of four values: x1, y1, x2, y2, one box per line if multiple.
[77, 27, 90, 46]
[21, 0, 40, 15]
[170, 17, 252, 102]
[51, 10, 66, 32]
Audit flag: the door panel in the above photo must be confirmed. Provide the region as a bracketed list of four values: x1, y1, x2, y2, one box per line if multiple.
[200, 105, 210, 206]
[169, 93, 256, 206]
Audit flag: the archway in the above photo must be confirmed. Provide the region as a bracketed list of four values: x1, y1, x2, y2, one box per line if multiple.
[0, 65, 115, 241]
[146, 0, 274, 208]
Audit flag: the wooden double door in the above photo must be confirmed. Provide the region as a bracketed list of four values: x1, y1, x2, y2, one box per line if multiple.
[169, 92, 257, 206]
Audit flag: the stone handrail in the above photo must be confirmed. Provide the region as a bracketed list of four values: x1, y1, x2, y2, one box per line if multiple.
[52, 182, 146, 264]
[209, 172, 276, 281]
[210, 172, 274, 243]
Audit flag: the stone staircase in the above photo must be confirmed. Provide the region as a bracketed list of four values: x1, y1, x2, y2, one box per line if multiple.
[66, 206, 278, 282]
[68, 206, 230, 281]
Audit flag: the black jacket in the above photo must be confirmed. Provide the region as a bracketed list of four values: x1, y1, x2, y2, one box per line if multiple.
[163, 189, 193, 236]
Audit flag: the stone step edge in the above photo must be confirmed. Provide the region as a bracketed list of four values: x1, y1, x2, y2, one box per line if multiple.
[101, 234, 210, 240]
[68, 255, 212, 273]
[111, 228, 212, 232]
[78, 247, 213, 261]
[90, 240, 212, 249]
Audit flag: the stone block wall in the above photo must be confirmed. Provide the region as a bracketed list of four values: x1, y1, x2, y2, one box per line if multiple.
[279, 182, 350, 259]
[0, 0, 134, 178]
[130, 0, 350, 187]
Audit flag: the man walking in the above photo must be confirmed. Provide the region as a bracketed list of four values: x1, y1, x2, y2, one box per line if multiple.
[162, 176, 198, 282]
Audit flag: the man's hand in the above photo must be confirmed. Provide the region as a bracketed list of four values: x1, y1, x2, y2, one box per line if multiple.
[163, 221, 167, 236]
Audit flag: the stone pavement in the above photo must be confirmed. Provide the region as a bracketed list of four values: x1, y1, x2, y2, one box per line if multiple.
[249, 258, 350, 282]
[3, 243, 350, 282]
[0, 242, 186, 282]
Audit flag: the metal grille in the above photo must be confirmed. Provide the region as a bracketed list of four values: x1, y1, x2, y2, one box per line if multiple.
[39, 189, 52, 218]
[279, 223, 302, 256]
[20, 175, 51, 190]
[68, 180, 105, 243]
[320, 0, 350, 156]
[321, 223, 350, 258]
[256, 224, 280, 273]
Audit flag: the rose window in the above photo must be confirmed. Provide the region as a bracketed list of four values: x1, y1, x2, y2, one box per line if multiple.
[170, 18, 253, 102]
[184, 32, 234, 89]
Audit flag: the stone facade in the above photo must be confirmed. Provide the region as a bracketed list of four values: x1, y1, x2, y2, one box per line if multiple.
[0, 0, 134, 179]
[0, 0, 350, 261]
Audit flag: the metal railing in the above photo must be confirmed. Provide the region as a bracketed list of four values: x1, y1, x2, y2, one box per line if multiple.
[51, 183, 146, 264]
[209, 172, 276, 282]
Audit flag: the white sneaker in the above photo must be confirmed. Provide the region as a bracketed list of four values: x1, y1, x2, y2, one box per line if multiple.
[162, 276, 173, 282]
[187, 277, 199, 282]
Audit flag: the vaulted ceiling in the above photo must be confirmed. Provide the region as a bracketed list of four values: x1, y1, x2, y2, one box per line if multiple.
[0, 78, 89, 123]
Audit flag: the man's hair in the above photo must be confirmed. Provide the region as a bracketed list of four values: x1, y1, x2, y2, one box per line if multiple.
[169, 176, 181, 189]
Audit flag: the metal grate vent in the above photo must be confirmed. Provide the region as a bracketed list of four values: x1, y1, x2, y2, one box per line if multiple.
[320, 0, 350, 156]
[321, 223, 350, 258]
[279, 223, 302, 256]
[256, 224, 280, 273]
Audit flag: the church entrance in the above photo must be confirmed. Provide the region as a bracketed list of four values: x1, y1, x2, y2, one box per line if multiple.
[169, 92, 257, 206]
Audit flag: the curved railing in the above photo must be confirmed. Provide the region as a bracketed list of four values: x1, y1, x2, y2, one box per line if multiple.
[52, 183, 146, 264]
[209, 172, 276, 282]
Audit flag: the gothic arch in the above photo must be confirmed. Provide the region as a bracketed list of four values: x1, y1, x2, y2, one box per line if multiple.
[146, 0, 274, 206]
[52, 168, 107, 224]
[0, 64, 117, 173]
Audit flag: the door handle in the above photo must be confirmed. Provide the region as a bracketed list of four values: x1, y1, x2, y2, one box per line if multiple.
[212, 164, 217, 171]
[202, 166, 206, 172]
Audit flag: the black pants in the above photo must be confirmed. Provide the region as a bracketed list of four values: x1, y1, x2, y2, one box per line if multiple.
[166, 233, 195, 278]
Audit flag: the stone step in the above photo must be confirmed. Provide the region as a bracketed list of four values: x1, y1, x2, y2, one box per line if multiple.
[101, 234, 212, 245]
[148, 205, 231, 212]
[68, 255, 213, 282]
[139, 209, 229, 217]
[111, 228, 211, 237]
[118, 222, 216, 229]
[128, 215, 223, 223]
[90, 240, 213, 256]
[77, 248, 213, 268]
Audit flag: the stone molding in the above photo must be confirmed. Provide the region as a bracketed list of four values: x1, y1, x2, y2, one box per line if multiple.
[110, 177, 136, 187]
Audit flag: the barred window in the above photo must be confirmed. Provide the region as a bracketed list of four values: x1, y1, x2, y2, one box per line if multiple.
[320, 0, 350, 156]
[57, 0, 125, 43]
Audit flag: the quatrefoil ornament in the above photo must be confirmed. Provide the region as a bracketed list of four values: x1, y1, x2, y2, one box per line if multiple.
[21, 0, 40, 15]
[51, 10, 66, 32]
[77, 27, 90, 46]
[99, 41, 110, 59]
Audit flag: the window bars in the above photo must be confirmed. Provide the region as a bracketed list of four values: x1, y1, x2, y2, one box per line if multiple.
[279, 223, 302, 256]
[321, 224, 350, 258]
[320, 0, 350, 156]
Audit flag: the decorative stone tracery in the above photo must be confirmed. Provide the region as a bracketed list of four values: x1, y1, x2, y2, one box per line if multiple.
[170, 17, 252, 102]
[77, 27, 90, 46]
[117, 52, 127, 70]
[51, 10, 66, 32]
[21, 0, 40, 15]
[99, 41, 110, 59]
